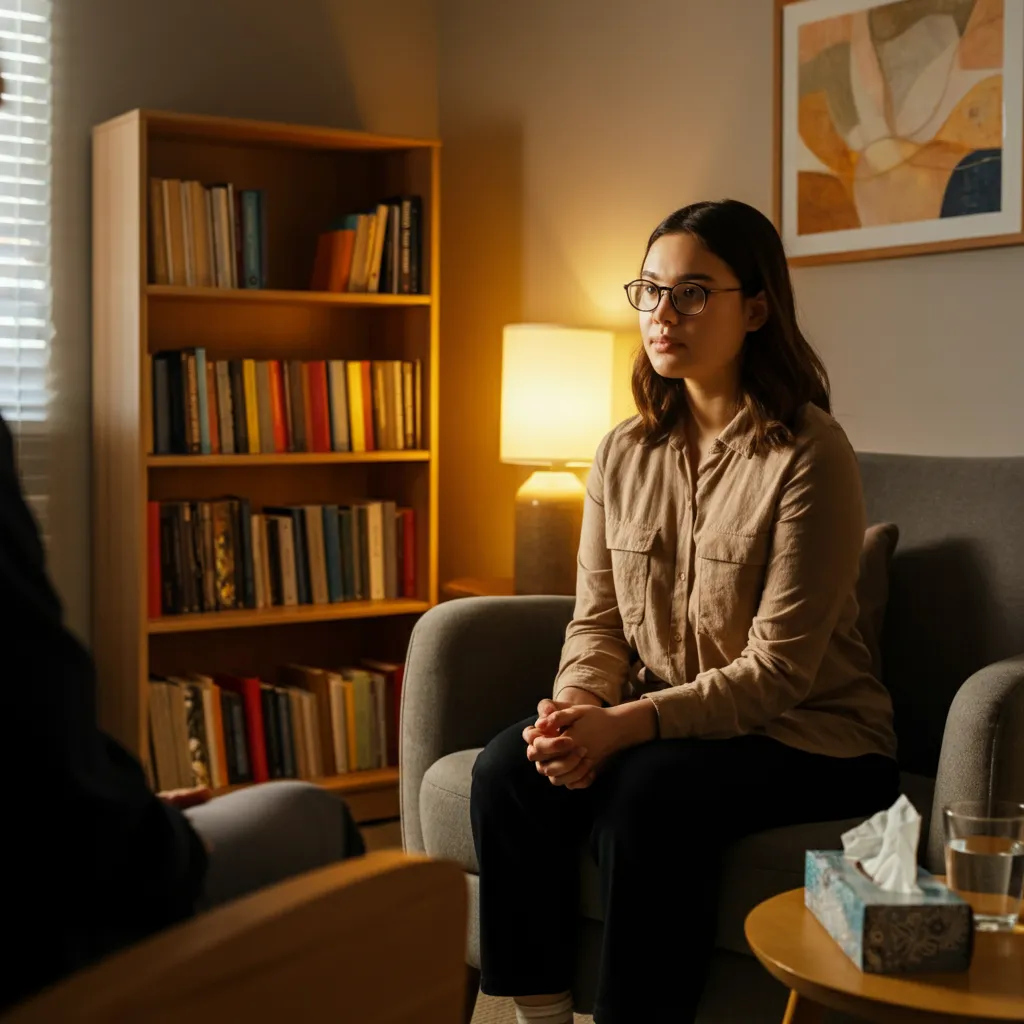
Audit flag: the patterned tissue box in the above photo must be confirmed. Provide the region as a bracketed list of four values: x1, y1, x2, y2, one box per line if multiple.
[804, 850, 974, 974]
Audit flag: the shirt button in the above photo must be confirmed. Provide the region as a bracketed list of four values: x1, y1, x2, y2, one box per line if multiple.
[678, 571, 686, 582]
[672, 632, 682, 644]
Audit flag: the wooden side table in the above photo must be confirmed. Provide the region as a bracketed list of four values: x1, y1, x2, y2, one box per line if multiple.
[441, 577, 515, 599]
[745, 888, 1024, 1023]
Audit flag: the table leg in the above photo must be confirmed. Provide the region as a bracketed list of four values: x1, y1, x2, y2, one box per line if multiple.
[782, 990, 825, 1024]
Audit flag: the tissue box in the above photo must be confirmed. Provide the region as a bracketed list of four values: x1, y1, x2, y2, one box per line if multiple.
[804, 851, 974, 974]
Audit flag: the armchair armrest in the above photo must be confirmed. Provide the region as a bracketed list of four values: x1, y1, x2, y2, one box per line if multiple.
[927, 653, 1024, 872]
[2, 852, 467, 1024]
[400, 596, 574, 853]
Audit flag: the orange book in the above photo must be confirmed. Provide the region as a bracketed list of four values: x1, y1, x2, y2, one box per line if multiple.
[301, 362, 315, 453]
[269, 360, 289, 452]
[360, 360, 375, 451]
[327, 229, 357, 292]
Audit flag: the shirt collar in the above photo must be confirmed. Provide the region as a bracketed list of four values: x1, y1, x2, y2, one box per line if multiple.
[668, 403, 757, 459]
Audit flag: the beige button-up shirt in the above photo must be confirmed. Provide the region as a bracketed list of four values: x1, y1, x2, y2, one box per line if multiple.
[553, 403, 897, 761]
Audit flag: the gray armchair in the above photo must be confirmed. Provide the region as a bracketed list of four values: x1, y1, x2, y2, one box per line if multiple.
[402, 454, 1024, 1022]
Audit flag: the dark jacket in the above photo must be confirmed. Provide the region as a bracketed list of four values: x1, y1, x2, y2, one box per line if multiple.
[2, 414, 206, 1011]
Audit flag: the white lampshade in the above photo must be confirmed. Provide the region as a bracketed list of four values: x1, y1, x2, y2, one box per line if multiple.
[500, 323, 616, 465]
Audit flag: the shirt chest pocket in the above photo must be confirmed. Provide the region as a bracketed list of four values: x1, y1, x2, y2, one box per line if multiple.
[606, 520, 658, 626]
[696, 531, 770, 639]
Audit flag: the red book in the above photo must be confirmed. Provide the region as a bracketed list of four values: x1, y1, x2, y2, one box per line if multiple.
[269, 360, 289, 452]
[147, 501, 162, 618]
[215, 674, 269, 783]
[307, 360, 332, 452]
[360, 360, 375, 451]
[400, 507, 415, 597]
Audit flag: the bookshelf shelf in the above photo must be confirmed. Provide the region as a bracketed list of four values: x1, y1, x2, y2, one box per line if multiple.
[93, 109, 440, 820]
[148, 599, 431, 634]
[147, 284, 432, 308]
[147, 451, 431, 468]
[214, 765, 399, 798]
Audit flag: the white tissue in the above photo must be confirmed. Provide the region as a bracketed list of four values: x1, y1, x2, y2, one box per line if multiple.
[840, 794, 922, 894]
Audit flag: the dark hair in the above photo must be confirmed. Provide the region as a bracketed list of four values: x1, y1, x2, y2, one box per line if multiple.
[630, 199, 830, 451]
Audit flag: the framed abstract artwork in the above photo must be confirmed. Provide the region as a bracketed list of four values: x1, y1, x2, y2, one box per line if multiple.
[775, 0, 1024, 264]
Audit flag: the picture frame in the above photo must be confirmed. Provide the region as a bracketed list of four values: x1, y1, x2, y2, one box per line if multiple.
[774, 0, 1024, 265]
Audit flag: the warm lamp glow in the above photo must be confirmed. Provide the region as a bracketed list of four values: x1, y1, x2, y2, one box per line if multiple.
[500, 324, 616, 465]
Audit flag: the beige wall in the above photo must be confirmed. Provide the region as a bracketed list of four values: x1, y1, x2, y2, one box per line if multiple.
[46, 0, 1024, 629]
[437, 0, 1024, 587]
[51, 0, 437, 641]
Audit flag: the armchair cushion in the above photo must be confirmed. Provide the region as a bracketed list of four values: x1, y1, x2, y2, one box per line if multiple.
[420, 749, 481, 874]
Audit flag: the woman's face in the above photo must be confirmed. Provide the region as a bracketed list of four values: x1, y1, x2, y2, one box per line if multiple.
[639, 232, 764, 387]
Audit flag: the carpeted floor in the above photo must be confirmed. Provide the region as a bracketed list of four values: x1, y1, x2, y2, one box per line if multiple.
[470, 992, 593, 1024]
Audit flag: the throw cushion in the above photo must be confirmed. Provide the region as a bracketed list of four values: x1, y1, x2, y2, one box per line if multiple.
[856, 522, 899, 680]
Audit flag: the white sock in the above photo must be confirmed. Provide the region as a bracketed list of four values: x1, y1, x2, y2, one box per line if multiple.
[513, 992, 573, 1024]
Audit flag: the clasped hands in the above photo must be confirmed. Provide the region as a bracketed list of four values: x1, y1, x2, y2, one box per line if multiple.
[523, 687, 659, 790]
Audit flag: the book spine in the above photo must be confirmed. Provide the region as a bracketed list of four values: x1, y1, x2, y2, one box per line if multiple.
[327, 360, 350, 452]
[243, 358, 261, 453]
[308, 361, 331, 453]
[241, 190, 261, 288]
[147, 501, 162, 618]
[346, 361, 365, 452]
[194, 347, 211, 454]
[148, 178, 169, 285]
[216, 361, 236, 454]
[269, 360, 289, 452]
[205, 357, 220, 454]
[360, 361, 375, 451]
[200, 502, 217, 612]
[399, 198, 412, 294]
[411, 195, 422, 294]
[322, 504, 343, 603]
[152, 355, 171, 454]
[237, 497, 256, 609]
[212, 500, 237, 611]
[229, 184, 241, 289]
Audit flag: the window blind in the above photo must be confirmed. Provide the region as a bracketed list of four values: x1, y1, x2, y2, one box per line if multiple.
[0, 0, 51, 534]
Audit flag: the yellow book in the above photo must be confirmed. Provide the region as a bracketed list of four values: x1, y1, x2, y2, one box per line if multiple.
[346, 361, 366, 452]
[342, 680, 358, 772]
[243, 358, 261, 453]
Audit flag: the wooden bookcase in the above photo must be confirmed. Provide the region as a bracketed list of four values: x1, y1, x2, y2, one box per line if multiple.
[91, 110, 440, 822]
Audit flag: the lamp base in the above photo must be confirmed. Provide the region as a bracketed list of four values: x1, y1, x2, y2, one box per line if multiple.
[513, 470, 585, 596]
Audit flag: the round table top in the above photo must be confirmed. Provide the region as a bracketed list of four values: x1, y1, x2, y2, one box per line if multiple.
[745, 889, 1024, 1023]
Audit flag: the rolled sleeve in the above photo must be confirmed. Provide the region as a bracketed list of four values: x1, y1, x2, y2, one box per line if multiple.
[644, 424, 866, 738]
[553, 433, 630, 706]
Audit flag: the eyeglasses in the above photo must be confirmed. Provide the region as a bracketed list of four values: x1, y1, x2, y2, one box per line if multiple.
[624, 279, 743, 316]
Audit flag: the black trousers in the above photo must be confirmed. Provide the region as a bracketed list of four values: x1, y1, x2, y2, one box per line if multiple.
[470, 715, 899, 1024]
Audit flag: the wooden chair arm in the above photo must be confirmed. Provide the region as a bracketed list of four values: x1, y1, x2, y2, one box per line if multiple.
[3, 851, 468, 1024]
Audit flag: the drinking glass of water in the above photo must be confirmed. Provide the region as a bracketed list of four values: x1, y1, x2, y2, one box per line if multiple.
[943, 800, 1024, 931]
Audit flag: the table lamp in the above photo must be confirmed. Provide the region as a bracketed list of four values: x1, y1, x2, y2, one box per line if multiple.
[500, 323, 615, 595]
